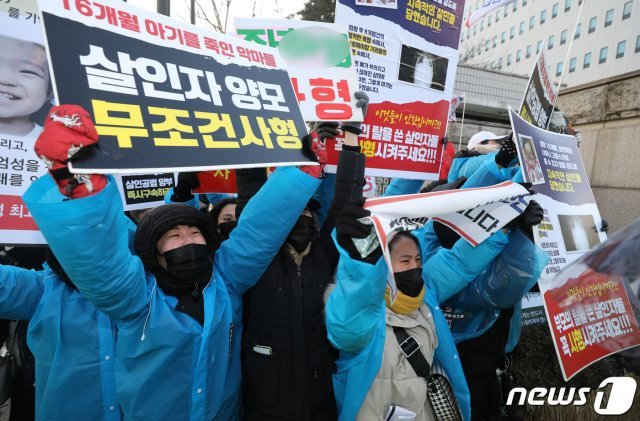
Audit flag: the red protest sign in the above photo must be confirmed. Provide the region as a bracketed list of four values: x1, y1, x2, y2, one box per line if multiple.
[544, 268, 640, 380]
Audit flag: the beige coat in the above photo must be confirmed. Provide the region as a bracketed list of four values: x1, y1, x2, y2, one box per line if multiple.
[357, 304, 439, 420]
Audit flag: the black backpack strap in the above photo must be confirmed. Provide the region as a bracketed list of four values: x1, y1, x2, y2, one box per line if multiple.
[393, 326, 431, 379]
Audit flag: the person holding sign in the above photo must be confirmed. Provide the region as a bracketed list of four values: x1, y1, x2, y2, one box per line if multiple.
[22, 105, 324, 420]
[236, 94, 369, 421]
[325, 196, 517, 421]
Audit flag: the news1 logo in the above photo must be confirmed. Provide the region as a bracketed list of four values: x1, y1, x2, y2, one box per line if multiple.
[506, 377, 637, 415]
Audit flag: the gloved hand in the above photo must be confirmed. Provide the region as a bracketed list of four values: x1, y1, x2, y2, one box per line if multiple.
[518, 182, 534, 195]
[313, 121, 340, 143]
[505, 199, 544, 231]
[171, 172, 200, 202]
[495, 132, 517, 168]
[299, 134, 327, 178]
[341, 91, 369, 135]
[594, 219, 609, 233]
[336, 197, 382, 263]
[34, 105, 107, 198]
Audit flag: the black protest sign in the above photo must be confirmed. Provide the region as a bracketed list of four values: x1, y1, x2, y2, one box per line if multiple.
[39, 1, 312, 174]
[519, 46, 557, 129]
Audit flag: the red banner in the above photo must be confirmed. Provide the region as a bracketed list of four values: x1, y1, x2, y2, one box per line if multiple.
[325, 101, 448, 179]
[544, 268, 640, 379]
[0, 195, 38, 231]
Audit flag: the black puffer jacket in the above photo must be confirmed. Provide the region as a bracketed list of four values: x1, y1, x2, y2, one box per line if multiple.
[239, 147, 365, 420]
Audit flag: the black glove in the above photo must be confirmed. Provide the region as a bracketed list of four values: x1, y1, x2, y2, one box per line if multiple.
[171, 172, 200, 202]
[495, 132, 517, 168]
[518, 182, 535, 195]
[341, 91, 369, 135]
[505, 200, 544, 232]
[595, 219, 609, 233]
[300, 134, 320, 163]
[336, 197, 382, 263]
[314, 121, 340, 143]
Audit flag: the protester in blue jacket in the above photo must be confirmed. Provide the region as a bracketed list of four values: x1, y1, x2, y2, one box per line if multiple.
[22, 105, 323, 420]
[325, 197, 515, 421]
[0, 251, 120, 420]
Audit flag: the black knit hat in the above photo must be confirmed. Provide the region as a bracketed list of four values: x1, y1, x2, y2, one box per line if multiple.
[134, 204, 217, 273]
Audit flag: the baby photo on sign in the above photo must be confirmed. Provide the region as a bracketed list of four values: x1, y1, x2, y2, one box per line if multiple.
[0, 32, 52, 139]
[517, 134, 545, 185]
[397, 45, 448, 92]
[355, 0, 398, 10]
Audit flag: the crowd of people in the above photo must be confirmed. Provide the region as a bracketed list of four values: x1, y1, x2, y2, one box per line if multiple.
[0, 90, 561, 421]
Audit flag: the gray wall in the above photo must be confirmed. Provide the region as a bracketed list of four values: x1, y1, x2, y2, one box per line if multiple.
[557, 70, 640, 234]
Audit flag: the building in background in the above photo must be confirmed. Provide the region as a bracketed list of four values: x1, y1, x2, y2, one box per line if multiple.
[459, 0, 639, 87]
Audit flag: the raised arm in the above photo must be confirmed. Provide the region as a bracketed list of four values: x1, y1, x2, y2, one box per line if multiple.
[423, 223, 510, 303]
[0, 265, 44, 320]
[22, 106, 149, 320]
[217, 166, 321, 296]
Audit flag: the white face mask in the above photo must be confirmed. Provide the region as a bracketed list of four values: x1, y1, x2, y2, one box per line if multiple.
[474, 143, 501, 155]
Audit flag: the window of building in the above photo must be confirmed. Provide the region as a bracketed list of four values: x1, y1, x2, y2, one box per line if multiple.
[574, 23, 581, 39]
[467, 31, 470, 39]
[541, 9, 547, 24]
[510, 27, 515, 39]
[636, 35, 640, 53]
[485, 40, 490, 51]
[519, 21, 525, 34]
[513, 1, 517, 12]
[502, 31, 507, 43]
[605, 9, 614, 27]
[474, 25, 477, 35]
[493, 36, 498, 47]
[496, 9, 500, 21]
[488, 15, 493, 26]
[623, 1, 632, 20]
[537, 40, 542, 53]
[556, 62, 563, 76]
[507, 53, 512, 66]
[569, 57, 576, 72]
[480, 19, 484, 30]
[516, 49, 522, 62]
[565, 0, 571, 12]
[526, 45, 532, 58]
[529, 16, 535, 29]
[504, 5, 509, 17]
[523, 0, 527, 6]
[599, 46, 608, 63]
[617, 40, 626, 58]
[498, 57, 503, 68]
[549, 34, 555, 49]
[560, 30, 567, 45]
[552, 3, 559, 18]
[583, 52, 591, 68]
[589, 17, 597, 33]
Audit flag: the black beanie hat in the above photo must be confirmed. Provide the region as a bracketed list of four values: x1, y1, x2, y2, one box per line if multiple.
[134, 204, 217, 273]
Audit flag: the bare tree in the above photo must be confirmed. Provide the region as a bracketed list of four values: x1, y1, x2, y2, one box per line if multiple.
[185, 0, 243, 33]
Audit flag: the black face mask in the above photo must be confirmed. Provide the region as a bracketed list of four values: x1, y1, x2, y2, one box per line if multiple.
[287, 215, 317, 253]
[161, 243, 213, 282]
[217, 220, 237, 241]
[394, 268, 424, 297]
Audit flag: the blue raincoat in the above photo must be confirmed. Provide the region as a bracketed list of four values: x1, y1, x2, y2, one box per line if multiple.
[387, 151, 542, 352]
[0, 264, 119, 420]
[23, 166, 320, 420]
[325, 226, 510, 421]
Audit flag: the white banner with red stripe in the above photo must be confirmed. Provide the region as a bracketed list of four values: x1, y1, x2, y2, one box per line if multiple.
[363, 181, 531, 301]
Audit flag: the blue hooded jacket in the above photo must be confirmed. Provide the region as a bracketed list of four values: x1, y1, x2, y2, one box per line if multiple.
[23, 166, 320, 420]
[0, 264, 119, 420]
[386, 151, 542, 352]
[325, 226, 510, 421]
